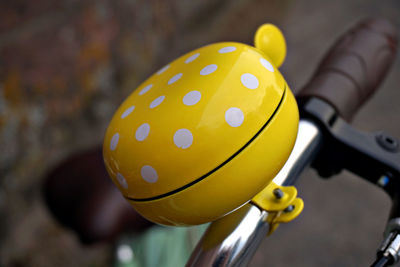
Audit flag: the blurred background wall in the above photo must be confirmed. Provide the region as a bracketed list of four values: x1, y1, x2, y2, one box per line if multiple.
[0, 0, 399, 266]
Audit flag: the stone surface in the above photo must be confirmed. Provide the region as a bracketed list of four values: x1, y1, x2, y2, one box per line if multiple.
[0, 0, 400, 266]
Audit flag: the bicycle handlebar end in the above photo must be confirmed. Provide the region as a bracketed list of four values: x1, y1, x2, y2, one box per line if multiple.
[298, 17, 398, 122]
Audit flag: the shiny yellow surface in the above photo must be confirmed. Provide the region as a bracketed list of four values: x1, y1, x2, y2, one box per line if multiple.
[104, 43, 285, 199]
[127, 88, 298, 225]
[254, 24, 286, 67]
[103, 24, 299, 225]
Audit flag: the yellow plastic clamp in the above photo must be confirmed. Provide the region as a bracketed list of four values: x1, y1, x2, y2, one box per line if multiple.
[252, 182, 304, 235]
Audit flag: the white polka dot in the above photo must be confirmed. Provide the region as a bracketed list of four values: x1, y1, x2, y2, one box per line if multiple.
[116, 173, 128, 189]
[241, 73, 259, 89]
[141, 165, 158, 183]
[150, 95, 165, 109]
[173, 129, 193, 149]
[168, 73, 183, 85]
[185, 53, 200, 64]
[135, 123, 150, 141]
[260, 58, 274, 72]
[225, 107, 244, 127]
[219, 46, 236, 53]
[110, 133, 119, 151]
[200, 64, 217, 75]
[157, 64, 170, 75]
[183, 91, 201, 106]
[121, 106, 135, 119]
[139, 84, 152, 95]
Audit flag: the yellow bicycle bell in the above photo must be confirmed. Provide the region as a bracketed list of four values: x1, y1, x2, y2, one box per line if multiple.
[103, 24, 299, 226]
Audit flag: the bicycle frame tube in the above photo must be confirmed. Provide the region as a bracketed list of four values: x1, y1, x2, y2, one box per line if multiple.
[186, 119, 323, 267]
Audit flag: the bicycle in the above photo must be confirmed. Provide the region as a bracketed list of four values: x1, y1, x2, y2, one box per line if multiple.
[102, 17, 399, 266]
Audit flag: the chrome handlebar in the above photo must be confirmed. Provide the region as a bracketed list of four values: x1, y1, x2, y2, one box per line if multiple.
[187, 119, 323, 267]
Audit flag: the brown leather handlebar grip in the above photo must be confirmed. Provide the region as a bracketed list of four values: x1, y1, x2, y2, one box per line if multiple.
[298, 18, 398, 121]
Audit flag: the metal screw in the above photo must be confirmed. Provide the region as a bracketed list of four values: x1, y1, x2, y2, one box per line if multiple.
[273, 188, 284, 199]
[284, 205, 295, 213]
[376, 133, 399, 152]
